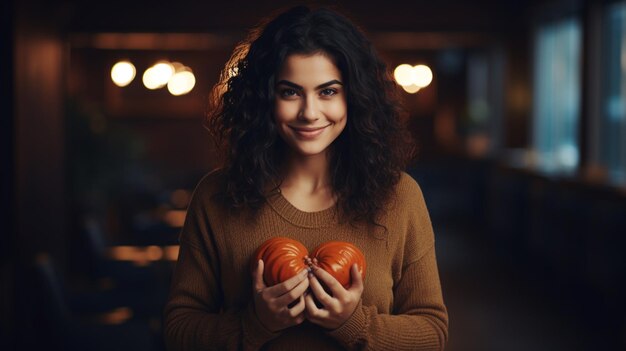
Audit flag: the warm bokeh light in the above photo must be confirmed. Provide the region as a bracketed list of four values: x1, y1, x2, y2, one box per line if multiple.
[394, 64, 417, 87]
[152, 61, 175, 83]
[142, 67, 161, 89]
[110, 61, 136, 87]
[167, 69, 196, 96]
[163, 209, 187, 227]
[414, 64, 433, 87]
[402, 84, 421, 94]
[142, 61, 174, 89]
[146, 245, 163, 261]
[97, 307, 133, 325]
[164, 245, 180, 261]
[106, 245, 179, 265]
[170, 61, 185, 74]
[394, 63, 434, 92]
[136, 60, 196, 94]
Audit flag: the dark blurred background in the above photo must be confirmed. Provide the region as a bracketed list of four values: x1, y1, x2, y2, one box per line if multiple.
[3, 0, 626, 350]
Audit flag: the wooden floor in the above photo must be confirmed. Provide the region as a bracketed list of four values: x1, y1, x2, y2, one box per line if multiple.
[435, 220, 589, 351]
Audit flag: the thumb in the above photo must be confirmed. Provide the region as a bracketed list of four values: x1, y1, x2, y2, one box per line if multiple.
[349, 263, 364, 293]
[253, 259, 267, 291]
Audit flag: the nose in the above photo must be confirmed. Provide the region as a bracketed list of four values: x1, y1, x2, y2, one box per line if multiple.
[298, 94, 320, 122]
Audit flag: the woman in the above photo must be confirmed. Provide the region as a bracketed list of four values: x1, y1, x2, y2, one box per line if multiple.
[164, 5, 448, 350]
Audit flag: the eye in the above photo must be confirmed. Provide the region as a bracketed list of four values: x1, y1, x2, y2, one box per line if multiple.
[320, 88, 337, 97]
[279, 88, 298, 98]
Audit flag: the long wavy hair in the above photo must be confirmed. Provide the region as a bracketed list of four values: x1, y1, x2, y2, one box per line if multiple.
[206, 5, 416, 229]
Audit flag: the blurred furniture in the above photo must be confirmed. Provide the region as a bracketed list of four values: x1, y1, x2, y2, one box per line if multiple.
[77, 215, 173, 319]
[31, 253, 158, 351]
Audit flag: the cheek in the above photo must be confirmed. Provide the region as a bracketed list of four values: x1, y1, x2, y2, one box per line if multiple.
[326, 100, 348, 123]
[274, 101, 298, 123]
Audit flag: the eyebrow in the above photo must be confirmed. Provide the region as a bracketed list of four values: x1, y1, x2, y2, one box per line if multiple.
[276, 79, 343, 90]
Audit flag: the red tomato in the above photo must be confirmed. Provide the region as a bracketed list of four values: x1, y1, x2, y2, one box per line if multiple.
[251, 238, 367, 289]
[252, 237, 309, 286]
[310, 241, 366, 289]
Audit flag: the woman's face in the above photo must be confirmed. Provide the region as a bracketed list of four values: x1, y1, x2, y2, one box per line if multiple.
[274, 53, 347, 158]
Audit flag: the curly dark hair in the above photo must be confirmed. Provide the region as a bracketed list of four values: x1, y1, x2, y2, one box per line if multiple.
[206, 5, 416, 229]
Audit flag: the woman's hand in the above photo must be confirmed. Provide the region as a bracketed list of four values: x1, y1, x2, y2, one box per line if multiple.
[252, 259, 310, 332]
[304, 263, 364, 330]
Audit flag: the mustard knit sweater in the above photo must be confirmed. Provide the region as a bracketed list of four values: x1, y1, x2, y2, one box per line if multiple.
[164, 168, 449, 350]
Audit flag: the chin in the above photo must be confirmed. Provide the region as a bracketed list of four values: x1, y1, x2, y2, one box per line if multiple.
[291, 144, 331, 157]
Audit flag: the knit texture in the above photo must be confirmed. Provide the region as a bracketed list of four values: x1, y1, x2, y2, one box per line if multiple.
[164, 168, 449, 350]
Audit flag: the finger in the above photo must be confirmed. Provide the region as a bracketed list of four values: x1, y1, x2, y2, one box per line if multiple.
[308, 273, 334, 307]
[277, 275, 309, 306]
[348, 263, 364, 293]
[287, 295, 306, 318]
[312, 266, 345, 296]
[266, 269, 309, 296]
[294, 314, 306, 325]
[253, 259, 266, 292]
[304, 292, 329, 320]
[293, 310, 306, 325]
[304, 290, 319, 315]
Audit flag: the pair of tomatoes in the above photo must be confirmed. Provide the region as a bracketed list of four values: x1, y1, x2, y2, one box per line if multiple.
[252, 237, 366, 288]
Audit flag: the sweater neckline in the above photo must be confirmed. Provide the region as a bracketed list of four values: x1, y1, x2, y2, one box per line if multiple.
[265, 188, 340, 228]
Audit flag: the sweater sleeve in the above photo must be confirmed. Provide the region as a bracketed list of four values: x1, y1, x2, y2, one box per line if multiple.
[326, 174, 449, 350]
[163, 175, 281, 351]
[326, 245, 448, 350]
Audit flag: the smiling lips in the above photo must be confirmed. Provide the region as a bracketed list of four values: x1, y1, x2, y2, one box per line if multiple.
[290, 124, 330, 138]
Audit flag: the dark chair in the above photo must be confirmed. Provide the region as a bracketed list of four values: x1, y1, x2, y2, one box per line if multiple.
[31, 253, 159, 351]
[78, 215, 170, 319]
[82, 215, 160, 284]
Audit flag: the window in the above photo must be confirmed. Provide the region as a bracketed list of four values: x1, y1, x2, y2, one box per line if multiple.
[466, 48, 505, 157]
[600, 2, 626, 185]
[532, 18, 582, 174]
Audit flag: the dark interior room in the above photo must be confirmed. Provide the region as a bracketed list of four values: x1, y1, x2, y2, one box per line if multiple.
[3, 0, 626, 350]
